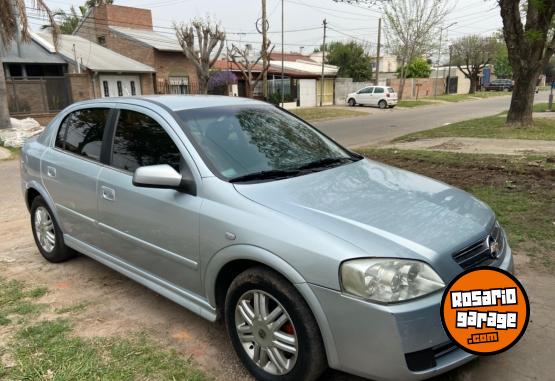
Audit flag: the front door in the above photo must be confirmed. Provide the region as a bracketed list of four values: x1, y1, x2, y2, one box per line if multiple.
[358, 87, 374, 105]
[99, 75, 141, 98]
[95, 106, 202, 294]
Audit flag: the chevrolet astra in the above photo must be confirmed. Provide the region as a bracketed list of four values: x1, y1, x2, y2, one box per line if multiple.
[20, 96, 513, 381]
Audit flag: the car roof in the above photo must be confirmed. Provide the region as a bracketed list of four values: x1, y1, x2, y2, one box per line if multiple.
[70, 95, 266, 111]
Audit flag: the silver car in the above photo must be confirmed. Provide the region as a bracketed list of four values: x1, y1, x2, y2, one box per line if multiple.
[20, 96, 513, 381]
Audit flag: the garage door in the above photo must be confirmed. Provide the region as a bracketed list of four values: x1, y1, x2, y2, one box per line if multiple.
[99, 75, 141, 98]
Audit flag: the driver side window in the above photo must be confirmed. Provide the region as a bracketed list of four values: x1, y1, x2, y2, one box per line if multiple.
[111, 110, 181, 173]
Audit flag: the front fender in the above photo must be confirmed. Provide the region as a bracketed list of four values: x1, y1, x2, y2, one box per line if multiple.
[203, 244, 340, 368]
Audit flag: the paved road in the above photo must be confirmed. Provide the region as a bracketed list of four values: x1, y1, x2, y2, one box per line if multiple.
[315, 92, 549, 148]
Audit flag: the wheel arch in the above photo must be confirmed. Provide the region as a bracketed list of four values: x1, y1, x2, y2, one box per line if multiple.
[204, 244, 340, 367]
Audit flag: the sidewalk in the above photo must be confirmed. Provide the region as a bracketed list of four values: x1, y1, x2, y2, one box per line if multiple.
[385, 137, 555, 156]
[0, 147, 11, 160]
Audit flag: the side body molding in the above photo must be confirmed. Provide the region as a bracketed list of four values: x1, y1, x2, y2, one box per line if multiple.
[203, 244, 340, 368]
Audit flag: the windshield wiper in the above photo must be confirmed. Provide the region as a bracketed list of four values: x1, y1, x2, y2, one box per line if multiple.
[229, 169, 301, 183]
[296, 156, 359, 171]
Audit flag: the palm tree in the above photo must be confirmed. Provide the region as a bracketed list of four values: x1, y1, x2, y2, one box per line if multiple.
[0, 0, 58, 130]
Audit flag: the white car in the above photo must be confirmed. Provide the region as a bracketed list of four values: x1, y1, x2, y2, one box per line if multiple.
[347, 86, 398, 109]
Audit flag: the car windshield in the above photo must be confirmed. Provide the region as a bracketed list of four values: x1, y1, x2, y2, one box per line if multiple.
[176, 105, 358, 182]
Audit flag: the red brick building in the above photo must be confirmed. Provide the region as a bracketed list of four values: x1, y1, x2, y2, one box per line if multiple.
[74, 4, 199, 95]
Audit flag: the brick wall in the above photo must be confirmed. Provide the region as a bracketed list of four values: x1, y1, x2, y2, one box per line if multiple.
[68, 73, 94, 102]
[104, 5, 152, 30]
[154, 51, 199, 94]
[387, 78, 445, 99]
[140, 73, 155, 95]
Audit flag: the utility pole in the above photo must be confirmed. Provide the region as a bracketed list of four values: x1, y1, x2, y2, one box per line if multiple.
[446, 45, 453, 94]
[320, 19, 327, 107]
[434, 22, 457, 98]
[375, 18, 382, 86]
[281, 0, 285, 107]
[261, 0, 269, 100]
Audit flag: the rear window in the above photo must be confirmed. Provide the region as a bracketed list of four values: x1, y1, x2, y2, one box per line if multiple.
[387, 87, 395, 93]
[55, 108, 109, 161]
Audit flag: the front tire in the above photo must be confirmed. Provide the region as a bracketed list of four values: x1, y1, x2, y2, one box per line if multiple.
[225, 267, 326, 381]
[348, 98, 356, 107]
[30, 196, 75, 263]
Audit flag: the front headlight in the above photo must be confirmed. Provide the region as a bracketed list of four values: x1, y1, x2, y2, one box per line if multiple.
[340, 259, 445, 303]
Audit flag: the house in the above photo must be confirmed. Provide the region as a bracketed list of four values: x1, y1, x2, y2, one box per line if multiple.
[34, 32, 156, 99]
[212, 54, 339, 107]
[74, 4, 199, 95]
[1, 37, 69, 124]
[372, 54, 399, 84]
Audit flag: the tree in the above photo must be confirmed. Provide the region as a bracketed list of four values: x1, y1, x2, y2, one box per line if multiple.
[175, 18, 226, 94]
[1, 0, 58, 130]
[325, 41, 373, 81]
[384, 0, 450, 99]
[451, 35, 498, 94]
[47, 5, 88, 34]
[334, 0, 450, 99]
[84, 0, 112, 8]
[228, 43, 275, 98]
[499, 0, 555, 126]
[396, 57, 431, 78]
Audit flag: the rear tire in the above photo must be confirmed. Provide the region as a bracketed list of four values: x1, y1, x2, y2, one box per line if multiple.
[348, 98, 356, 107]
[378, 100, 387, 109]
[225, 267, 327, 381]
[30, 196, 75, 263]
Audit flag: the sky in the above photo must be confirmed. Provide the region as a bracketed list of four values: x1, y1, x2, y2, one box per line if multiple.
[26, 0, 503, 56]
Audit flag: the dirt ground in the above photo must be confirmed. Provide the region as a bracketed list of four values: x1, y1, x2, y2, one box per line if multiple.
[1, 157, 554, 381]
[385, 137, 555, 156]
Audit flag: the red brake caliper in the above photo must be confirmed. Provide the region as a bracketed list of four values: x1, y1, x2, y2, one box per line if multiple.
[281, 322, 295, 335]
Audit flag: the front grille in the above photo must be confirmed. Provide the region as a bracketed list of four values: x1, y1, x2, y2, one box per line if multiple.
[452, 222, 504, 270]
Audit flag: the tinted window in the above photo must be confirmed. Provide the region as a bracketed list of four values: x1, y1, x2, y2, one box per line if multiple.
[111, 110, 181, 173]
[374, 87, 384, 93]
[177, 105, 351, 180]
[55, 108, 109, 161]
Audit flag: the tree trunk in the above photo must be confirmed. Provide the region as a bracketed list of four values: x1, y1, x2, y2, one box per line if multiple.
[506, 68, 539, 127]
[0, 63, 12, 130]
[398, 56, 407, 101]
[468, 75, 477, 94]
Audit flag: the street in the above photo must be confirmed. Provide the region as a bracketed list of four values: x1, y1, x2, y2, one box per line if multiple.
[315, 92, 549, 147]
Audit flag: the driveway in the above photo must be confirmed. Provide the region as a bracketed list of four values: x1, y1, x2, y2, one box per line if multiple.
[315, 92, 549, 148]
[1, 157, 554, 381]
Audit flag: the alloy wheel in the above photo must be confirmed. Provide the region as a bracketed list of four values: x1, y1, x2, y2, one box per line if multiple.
[235, 290, 299, 375]
[34, 206, 56, 253]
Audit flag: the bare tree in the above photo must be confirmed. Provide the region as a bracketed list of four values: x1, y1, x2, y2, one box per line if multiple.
[499, 0, 555, 127]
[451, 35, 499, 94]
[228, 43, 274, 98]
[1, 0, 58, 130]
[175, 18, 226, 94]
[383, 0, 451, 100]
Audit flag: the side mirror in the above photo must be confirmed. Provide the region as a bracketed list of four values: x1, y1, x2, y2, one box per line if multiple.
[132, 164, 197, 195]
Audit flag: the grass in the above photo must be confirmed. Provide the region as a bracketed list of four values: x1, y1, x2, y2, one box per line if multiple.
[394, 114, 555, 141]
[397, 100, 437, 108]
[0, 277, 209, 381]
[357, 148, 555, 272]
[532, 102, 555, 112]
[55, 302, 89, 315]
[291, 107, 367, 121]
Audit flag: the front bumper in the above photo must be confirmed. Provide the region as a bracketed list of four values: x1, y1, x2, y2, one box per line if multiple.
[310, 245, 513, 381]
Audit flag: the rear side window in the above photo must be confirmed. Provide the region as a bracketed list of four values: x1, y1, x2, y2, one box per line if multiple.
[387, 87, 395, 93]
[374, 87, 384, 93]
[55, 108, 109, 161]
[111, 110, 181, 173]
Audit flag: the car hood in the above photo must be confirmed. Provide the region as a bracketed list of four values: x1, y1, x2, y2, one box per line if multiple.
[234, 159, 494, 261]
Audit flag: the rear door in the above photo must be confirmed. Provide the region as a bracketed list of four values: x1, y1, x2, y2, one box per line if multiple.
[41, 106, 113, 247]
[95, 106, 203, 294]
[372, 86, 385, 105]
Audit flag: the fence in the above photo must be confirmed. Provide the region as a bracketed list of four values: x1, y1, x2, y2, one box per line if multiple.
[334, 78, 376, 105]
[7, 77, 72, 115]
[386, 78, 445, 99]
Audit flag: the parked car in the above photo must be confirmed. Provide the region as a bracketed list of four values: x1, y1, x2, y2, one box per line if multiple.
[484, 79, 514, 91]
[347, 86, 398, 109]
[21, 96, 513, 381]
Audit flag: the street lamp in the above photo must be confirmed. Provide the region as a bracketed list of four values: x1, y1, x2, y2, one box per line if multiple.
[434, 22, 458, 98]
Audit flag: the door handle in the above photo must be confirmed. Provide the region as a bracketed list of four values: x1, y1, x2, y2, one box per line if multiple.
[46, 166, 56, 178]
[101, 186, 115, 201]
